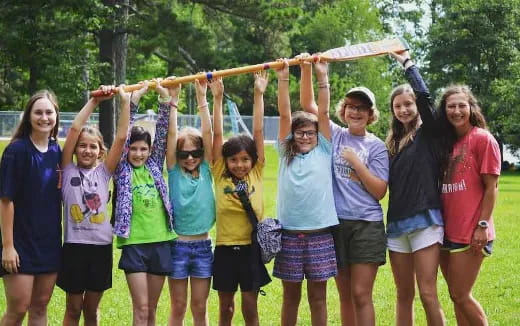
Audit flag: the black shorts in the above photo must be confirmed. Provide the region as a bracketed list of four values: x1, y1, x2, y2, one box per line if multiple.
[212, 245, 270, 292]
[118, 242, 173, 275]
[57, 243, 113, 294]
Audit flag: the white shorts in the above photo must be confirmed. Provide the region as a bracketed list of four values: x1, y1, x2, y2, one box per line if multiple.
[387, 225, 444, 253]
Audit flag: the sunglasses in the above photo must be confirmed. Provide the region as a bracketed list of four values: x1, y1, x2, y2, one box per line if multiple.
[177, 149, 204, 159]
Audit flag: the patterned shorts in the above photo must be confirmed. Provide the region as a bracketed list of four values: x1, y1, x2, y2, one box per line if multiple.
[273, 231, 337, 282]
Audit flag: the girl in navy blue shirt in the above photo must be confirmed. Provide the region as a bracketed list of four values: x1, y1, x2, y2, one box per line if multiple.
[0, 90, 62, 325]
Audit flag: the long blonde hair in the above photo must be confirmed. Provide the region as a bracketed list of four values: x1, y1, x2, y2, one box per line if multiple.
[385, 84, 421, 156]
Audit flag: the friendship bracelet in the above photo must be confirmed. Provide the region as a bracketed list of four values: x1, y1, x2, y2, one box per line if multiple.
[278, 78, 290, 82]
[317, 80, 329, 88]
[198, 102, 209, 109]
[170, 102, 178, 109]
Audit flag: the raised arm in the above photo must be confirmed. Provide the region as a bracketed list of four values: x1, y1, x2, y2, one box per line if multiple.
[276, 59, 292, 140]
[390, 51, 436, 131]
[314, 58, 331, 140]
[253, 71, 268, 163]
[163, 77, 182, 170]
[207, 78, 224, 162]
[105, 85, 131, 173]
[298, 53, 319, 115]
[119, 81, 150, 165]
[62, 86, 115, 167]
[151, 78, 173, 169]
[212, 79, 225, 163]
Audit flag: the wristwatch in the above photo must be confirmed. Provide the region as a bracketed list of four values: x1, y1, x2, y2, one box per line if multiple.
[477, 220, 489, 229]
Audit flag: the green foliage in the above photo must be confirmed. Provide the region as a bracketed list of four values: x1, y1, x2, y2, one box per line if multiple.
[426, 0, 520, 152]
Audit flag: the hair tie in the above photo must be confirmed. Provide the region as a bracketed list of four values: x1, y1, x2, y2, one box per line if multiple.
[402, 58, 411, 67]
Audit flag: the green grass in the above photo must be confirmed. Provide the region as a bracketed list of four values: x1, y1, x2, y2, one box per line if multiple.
[1, 142, 520, 325]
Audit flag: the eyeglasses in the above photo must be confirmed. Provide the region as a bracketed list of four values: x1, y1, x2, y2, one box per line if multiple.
[294, 130, 317, 138]
[177, 149, 204, 159]
[344, 104, 369, 111]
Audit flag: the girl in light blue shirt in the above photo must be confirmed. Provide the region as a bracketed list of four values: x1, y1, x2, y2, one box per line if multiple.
[272, 58, 338, 326]
[166, 77, 219, 326]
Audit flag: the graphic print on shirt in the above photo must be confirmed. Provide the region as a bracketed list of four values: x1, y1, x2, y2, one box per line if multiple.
[333, 145, 369, 183]
[133, 183, 161, 210]
[223, 179, 256, 200]
[442, 142, 469, 194]
[69, 170, 105, 224]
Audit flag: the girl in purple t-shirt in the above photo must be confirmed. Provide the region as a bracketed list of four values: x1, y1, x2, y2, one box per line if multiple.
[58, 85, 131, 325]
[300, 54, 389, 326]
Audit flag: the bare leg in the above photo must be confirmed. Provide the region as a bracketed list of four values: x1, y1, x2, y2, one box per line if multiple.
[28, 272, 57, 326]
[63, 293, 84, 326]
[145, 274, 165, 326]
[189, 277, 210, 326]
[126, 273, 150, 326]
[414, 244, 445, 326]
[350, 264, 378, 326]
[168, 278, 188, 326]
[307, 281, 327, 326]
[1, 274, 34, 326]
[443, 250, 487, 326]
[335, 267, 356, 326]
[82, 291, 104, 326]
[281, 281, 302, 326]
[217, 291, 235, 326]
[241, 291, 259, 326]
[389, 251, 415, 326]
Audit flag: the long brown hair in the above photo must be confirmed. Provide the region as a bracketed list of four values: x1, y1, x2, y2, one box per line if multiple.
[385, 84, 421, 156]
[11, 90, 60, 143]
[282, 111, 318, 165]
[437, 85, 487, 130]
[437, 85, 487, 180]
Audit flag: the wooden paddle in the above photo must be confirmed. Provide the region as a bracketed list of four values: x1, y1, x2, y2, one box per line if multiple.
[91, 37, 408, 97]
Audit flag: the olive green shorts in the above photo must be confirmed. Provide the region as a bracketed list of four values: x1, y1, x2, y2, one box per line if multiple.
[332, 219, 387, 268]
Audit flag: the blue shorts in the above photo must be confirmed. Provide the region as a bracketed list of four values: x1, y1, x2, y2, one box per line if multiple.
[170, 239, 213, 279]
[273, 231, 337, 282]
[442, 239, 494, 257]
[119, 242, 173, 275]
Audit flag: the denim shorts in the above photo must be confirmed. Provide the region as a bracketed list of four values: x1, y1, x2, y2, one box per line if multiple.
[170, 239, 213, 279]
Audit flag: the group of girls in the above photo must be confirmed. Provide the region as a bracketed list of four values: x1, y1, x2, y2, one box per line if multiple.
[0, 48, 500, 326]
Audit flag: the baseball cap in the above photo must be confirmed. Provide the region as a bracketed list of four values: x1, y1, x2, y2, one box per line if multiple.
[345, 86, 376, 108]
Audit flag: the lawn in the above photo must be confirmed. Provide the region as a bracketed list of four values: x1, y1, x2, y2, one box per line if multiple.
[0, 141, 519, 325]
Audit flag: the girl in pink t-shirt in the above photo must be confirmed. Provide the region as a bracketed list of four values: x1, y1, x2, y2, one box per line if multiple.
[438, 85, 500, 326]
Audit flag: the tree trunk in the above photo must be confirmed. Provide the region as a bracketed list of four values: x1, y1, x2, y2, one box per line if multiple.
[114, 0, 129, 124]
[98, 0, 128, 147]
[98, 28, 115, 147]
